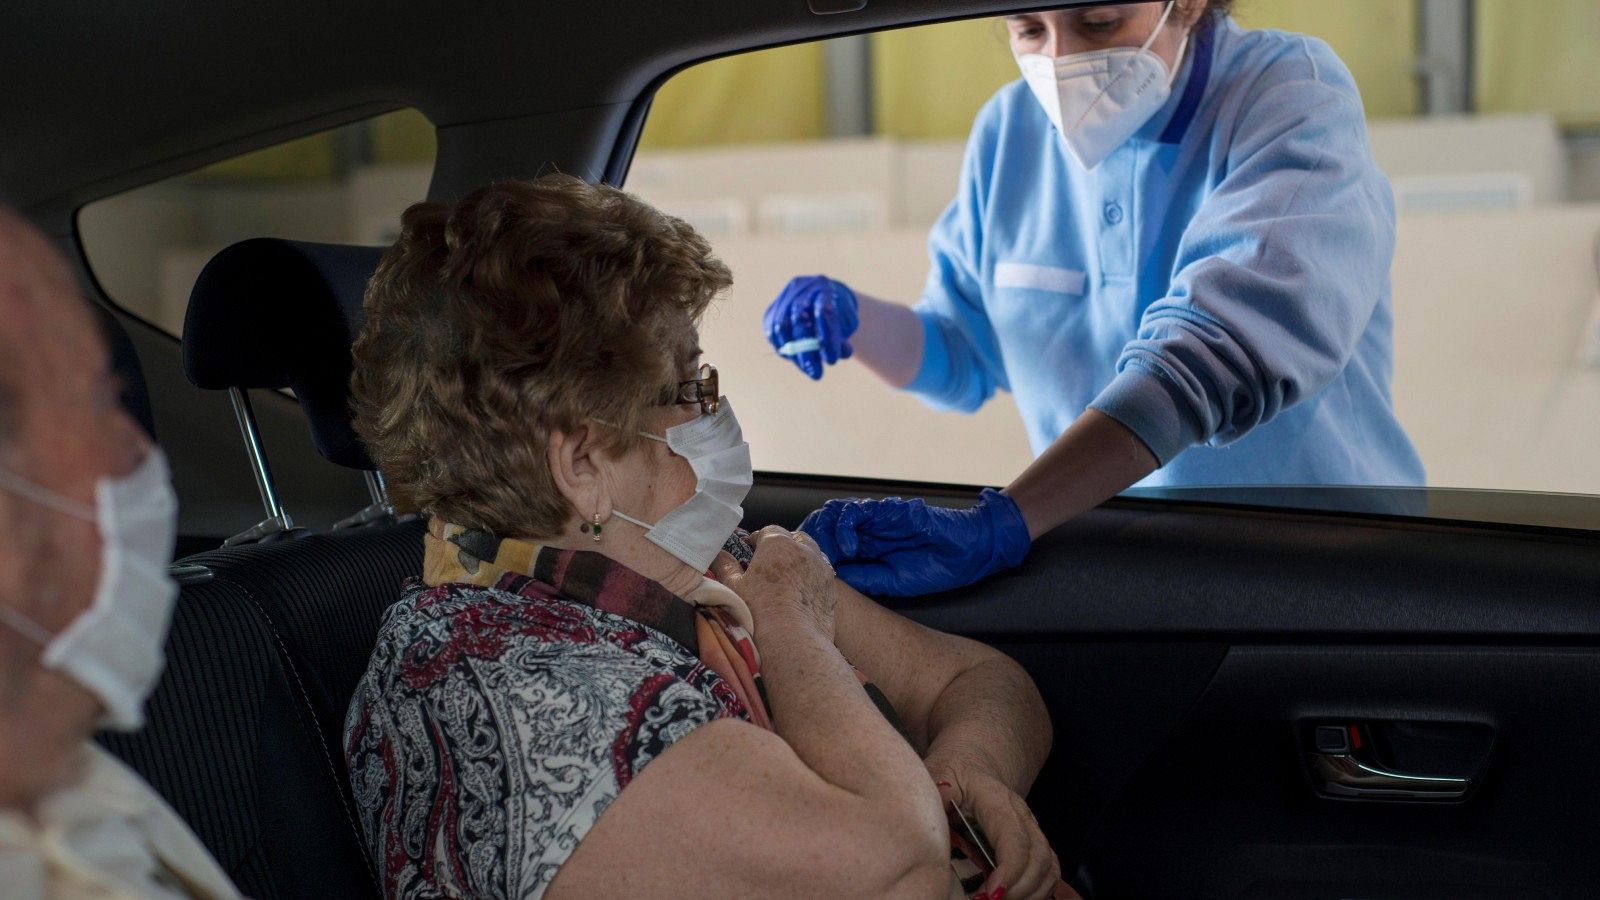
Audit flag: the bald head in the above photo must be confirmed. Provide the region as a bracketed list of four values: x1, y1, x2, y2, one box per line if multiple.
[0, 209, 102, 454]
[0, 208, 84, 322]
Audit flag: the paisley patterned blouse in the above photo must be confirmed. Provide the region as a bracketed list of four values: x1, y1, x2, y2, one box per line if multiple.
[344, 544, 750, 899]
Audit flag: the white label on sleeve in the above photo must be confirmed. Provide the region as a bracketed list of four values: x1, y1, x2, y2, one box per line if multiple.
[994, 263, 1087, 295]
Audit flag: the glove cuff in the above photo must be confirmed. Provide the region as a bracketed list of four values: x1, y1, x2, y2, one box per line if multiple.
[827, 277, 861, 339]
[979, 488, 1032, 569]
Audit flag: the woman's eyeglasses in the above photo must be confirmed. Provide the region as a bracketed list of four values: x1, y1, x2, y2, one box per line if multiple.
[664, 363, 719, 414]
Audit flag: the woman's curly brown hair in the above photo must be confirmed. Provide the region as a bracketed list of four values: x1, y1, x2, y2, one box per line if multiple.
[351, 175, 732, 539]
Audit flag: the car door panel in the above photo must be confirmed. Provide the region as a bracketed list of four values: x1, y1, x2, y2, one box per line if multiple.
[1087, 646, 1600, 897]
[744, 475, 1600, 898]
[992, 641, 1231, 881]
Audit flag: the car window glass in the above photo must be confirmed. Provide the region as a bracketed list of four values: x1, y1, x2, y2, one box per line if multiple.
[78, 108, 435, 338]
[628, 1, 1600, 508]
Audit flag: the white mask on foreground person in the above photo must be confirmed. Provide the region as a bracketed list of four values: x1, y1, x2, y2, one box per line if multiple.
[0, 449, 180, 731]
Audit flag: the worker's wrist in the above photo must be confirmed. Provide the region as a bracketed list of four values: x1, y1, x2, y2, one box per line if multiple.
[980, 489, 1032, 566]
[903, 309, 953, 396]
[1089, 362, 1206, 467]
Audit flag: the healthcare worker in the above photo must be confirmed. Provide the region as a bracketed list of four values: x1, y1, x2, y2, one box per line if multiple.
[766, 0, 1425, 596]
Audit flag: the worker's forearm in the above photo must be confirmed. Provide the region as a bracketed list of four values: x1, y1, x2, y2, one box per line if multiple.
[1005, 409, 1160, 540]
[921, 656, 1052, 796]
[850, 292, 924, 389]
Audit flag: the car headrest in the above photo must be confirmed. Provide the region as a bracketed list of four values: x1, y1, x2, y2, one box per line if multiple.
[183, 239, 385, 470]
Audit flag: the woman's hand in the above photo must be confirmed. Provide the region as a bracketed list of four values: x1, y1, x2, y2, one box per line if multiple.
[931, 766, 1064, 900]
[713, 526, 838, 640]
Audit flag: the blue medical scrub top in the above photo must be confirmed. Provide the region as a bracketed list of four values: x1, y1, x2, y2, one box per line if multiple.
[908, 15, 1426, 488]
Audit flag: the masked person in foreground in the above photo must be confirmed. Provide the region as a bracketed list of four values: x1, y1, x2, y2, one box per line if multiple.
[344, 176, 1075, 900]
[0, 208, 240, 899]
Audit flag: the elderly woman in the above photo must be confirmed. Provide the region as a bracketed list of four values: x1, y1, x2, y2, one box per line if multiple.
[344, 175, 1068, 900]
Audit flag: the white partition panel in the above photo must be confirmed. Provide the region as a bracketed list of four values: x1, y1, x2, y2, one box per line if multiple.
[1391, 206, 1600, 494]
[627, 138, 898, 227]
[349, 164, 431, 245]
[1369, 113, 1569, 208]
[897, 140, 967, 227]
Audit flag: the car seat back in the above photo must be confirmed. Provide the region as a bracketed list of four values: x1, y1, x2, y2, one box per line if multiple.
[98, 239, 412, 900]
[99, 522, 422, 899]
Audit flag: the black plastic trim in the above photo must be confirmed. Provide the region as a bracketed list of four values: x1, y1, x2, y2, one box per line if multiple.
[747, 476, 1600, 643]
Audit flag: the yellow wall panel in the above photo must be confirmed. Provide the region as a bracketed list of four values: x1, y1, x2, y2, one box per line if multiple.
[640, 44, 828, 149]
[1234, 0, 1420, 119]
[1476, 0, 1600, 128]
[193, 131, 337, 181]
[189, 108, 435, 181]
[371, 108, 437, 165]
[872, 19, 1020, 141]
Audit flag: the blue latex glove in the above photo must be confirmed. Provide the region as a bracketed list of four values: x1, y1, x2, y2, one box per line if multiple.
[800, 489, 1033, 597]
[762, 275, 860, 380]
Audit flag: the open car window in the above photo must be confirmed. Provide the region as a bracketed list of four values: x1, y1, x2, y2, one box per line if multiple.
[622, 0, 1600, 529]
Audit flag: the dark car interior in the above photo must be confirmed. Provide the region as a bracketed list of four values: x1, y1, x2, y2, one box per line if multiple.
[5, 0, 1600, 897]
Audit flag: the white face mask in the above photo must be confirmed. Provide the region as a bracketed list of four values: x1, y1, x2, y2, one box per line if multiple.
[0, 449, 180, 732]
[1016, 1, 1189, 171]
[611, 398, 753, 574]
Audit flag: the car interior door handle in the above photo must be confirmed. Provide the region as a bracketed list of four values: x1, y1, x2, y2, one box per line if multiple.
[1305, 721, 1493, 803]
[1311, 752, 1472, 800]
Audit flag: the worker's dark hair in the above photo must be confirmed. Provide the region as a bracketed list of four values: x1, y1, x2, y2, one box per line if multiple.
[1184, 0, 1236, 19]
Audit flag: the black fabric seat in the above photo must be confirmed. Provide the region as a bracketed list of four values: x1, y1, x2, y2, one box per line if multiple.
[99, 523, 421, 899]
[96, 239, 411, 900]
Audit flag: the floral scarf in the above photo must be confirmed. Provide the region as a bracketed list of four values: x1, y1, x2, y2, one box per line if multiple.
[424, 519, 771, 728]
